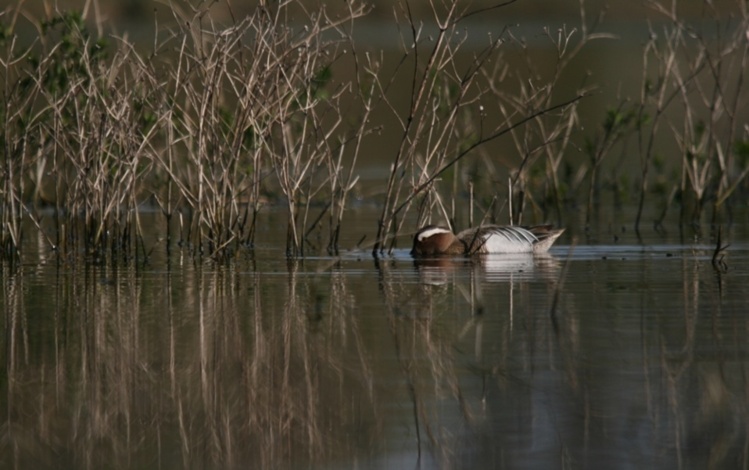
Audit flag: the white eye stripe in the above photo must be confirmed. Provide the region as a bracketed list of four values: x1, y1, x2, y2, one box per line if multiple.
[417, 227, 451, 241]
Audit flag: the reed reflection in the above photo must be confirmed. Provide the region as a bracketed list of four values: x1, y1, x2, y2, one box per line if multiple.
[1, 260, 380, 469]
[373, 253, 573, 468]
[371, 250, 749, 468]
[649, 252, 749, 469]
[3, 247, 749, 468]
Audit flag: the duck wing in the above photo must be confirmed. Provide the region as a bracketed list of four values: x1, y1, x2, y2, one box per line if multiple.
[459, 225, 539, 254]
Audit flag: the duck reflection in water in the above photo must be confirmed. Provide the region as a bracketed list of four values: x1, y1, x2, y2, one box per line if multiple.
[413, 252, 561, 286]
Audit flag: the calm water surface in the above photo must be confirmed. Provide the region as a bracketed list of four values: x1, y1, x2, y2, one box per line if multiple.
[2, 211, 749, 469]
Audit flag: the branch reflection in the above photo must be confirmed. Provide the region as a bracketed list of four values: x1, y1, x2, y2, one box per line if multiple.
[2, 248, 749, 468]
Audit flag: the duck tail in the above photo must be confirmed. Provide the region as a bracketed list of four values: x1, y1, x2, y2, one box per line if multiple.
[529, 225, 565, 253]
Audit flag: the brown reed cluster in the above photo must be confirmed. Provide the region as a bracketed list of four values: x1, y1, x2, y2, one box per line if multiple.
[0, 2, 373, 261]
[1, 0, 749, 262]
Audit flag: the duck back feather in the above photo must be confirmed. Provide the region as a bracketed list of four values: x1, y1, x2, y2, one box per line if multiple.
[459, 225, 563, 254]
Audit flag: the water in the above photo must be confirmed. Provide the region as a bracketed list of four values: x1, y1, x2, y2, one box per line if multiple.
[2, 209, 749, 469]
[3, 1, 749, 466]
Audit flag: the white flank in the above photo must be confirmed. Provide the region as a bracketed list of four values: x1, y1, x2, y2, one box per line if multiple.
[417, 227, 451, 242]
[479, 227, 538, 253]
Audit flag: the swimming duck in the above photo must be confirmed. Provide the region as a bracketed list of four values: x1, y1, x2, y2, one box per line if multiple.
[411, 224, 564, 256]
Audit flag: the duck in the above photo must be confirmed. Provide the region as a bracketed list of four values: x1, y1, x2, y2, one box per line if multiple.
[411, 224, 564, 256]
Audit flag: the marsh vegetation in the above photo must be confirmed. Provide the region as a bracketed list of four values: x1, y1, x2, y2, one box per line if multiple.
[2, 0, 748, 262]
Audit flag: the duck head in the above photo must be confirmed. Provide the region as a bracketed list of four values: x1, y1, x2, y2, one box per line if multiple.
[411, 225, 466, 256]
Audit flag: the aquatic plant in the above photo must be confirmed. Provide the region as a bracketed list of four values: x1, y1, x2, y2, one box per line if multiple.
[2, 0, 749, 262]
[369, 1, 592, 256]
[633, 0, 749, 232]
[0, 1, 373, 260]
